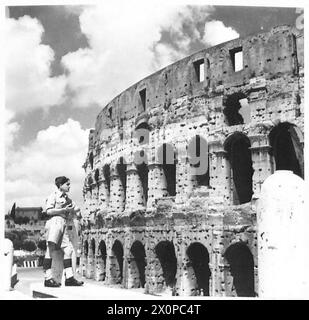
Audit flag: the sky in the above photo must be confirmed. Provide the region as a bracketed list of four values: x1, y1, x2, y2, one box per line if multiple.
[4, 1, 303, 214]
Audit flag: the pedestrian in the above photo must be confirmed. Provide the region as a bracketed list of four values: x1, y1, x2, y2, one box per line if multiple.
[42, 176, 84, 287]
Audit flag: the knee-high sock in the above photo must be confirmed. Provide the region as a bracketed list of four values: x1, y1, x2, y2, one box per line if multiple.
[63, 259, 74, 279]
[43, 258, 52, 280]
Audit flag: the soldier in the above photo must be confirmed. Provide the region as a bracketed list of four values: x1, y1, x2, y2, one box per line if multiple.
[42, 176, 84, 287]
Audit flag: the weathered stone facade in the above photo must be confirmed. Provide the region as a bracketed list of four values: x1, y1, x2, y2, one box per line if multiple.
[80, 25, 304, 297]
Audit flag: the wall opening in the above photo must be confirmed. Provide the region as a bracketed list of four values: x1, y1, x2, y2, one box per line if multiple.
[155, 241, 177, 288]
[91, 238, 95, 257]
[116, 157, 127, 205]
[89, 152, 94, 170]
[103, 164, 111, 194]
[188, 135, 209, 186]
[108, 107, 112, 118]
[230, 47, 243, 72]
[83, 240, 88, 257]
[94, 168, 100, 184]
[193, 59, 205, 82]
[224, 242, 255, 297]
[186, 242, 211, 296]
[111, 240, 124, 284]
[139, 89, 146, 111]
[223, 92, 249, 126]
[224, 132, 254, 204]
[269, 122, 303, 178]
[158, 143, 177, 196]
[135, 122, 150, 145]
[130, 241, 146, 288]
[99, 240, 107, 281]
[136, 161, 148, 204]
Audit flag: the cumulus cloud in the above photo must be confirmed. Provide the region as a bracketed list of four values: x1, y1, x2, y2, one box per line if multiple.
[5, 15, 67, 115]
[61, 3, 215, 108]
[202, 20, 239, 46]
[5, 119, 89, 212]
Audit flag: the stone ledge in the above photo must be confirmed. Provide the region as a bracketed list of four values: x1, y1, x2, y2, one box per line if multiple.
[30, 282, 160, 300]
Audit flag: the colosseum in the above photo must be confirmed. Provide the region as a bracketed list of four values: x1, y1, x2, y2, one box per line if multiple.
[79, 25, 304, 297]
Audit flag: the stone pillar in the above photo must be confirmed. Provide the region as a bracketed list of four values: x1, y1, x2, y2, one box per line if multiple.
[147, 163, 168, 208]
[109, 165, 125, 213]
[209, 142, 231, 206]
[125, 163, 145, 212]
[249, 134, 274, 198]
[175, 142, 189, 204]
[257, 170, 308, 298]
[98, 178, 109, 211]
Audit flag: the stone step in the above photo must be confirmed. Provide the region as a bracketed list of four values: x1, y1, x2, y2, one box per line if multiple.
[30, 281, 161, 300]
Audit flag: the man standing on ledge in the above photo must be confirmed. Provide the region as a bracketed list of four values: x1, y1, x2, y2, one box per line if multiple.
[42, 176, 84, 287]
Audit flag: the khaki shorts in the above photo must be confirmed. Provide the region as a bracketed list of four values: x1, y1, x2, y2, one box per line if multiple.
[45, 216, 73, 249]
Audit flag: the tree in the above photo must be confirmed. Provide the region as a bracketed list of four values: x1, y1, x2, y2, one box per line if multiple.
[22, 240, 37, 252]
[37, 240, 47, 251]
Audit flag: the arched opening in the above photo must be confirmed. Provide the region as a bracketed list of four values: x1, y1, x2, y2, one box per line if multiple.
[111, 240, 124, 284]
[155, 241, 177, 288]
[83, 240, 88, 257]
[136, 160, 148, 205]
[269, 122, 303, 178]
[98, 240, 107, 281]
[157, 143, 177, 196]
[130, 241, 146, 288]
[89, 152, 94, 170]
[224, 242, 255, 297]
[188, 135, 209, 186]
[116, 157, 127, 209]
[103, 164, 111, 194]
[82, 240, 89, 278]
[224, 132, 253, 204]
[186, 242, 211, 296]
[91, 238, 95, 256]
[135, 122, 150, 145]
[94, 168, 100, 183]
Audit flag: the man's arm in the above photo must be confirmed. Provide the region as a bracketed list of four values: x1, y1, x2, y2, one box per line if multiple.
[46, 206, 70, 219]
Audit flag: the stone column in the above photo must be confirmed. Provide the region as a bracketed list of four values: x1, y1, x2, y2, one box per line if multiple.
[147, 163, 167, 209]
[257, 170, 309, 298]
[109, 164, 125, 213]
[175, 141, 189, 204]
[249, 134, 274, 198]
[209, 141, 231, 206]
[125, 163, 145, 212]
[98, 177, 109, 211]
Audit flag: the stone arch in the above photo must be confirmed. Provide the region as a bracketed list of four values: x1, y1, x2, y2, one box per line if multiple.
[224, 242, 255, 297]
[269, 122, 303, 178]
[186, 242, 211, 296]
[103, 164, 111, 194]
[157, 143, 177, 196]
[94, 168, 100, 184]
[188, 135, 209, 186]
[110, 240, 124, 284]
[224, 132, 254, 204]
[89, 152, 94, 170]
[82, 239, 89, 278]
[154, 241, 177, 288]
[135, 122, 150, 145]
[83, 239, 89, 257]
[128, 241, 147, 288]
[135, 156, 148, 205]
[97, 240, 107, 281]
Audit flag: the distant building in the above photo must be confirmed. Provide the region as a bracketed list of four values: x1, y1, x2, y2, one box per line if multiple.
[15, 207, 43, 221]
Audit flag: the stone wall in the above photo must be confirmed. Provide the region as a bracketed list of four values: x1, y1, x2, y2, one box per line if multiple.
[80, 25, 304, 297]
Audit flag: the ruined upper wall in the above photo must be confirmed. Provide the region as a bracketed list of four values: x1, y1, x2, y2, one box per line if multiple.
[90, 25, 303, 144]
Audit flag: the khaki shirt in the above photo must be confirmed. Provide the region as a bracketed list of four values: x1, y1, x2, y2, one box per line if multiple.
[45, 189, 77, 222]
